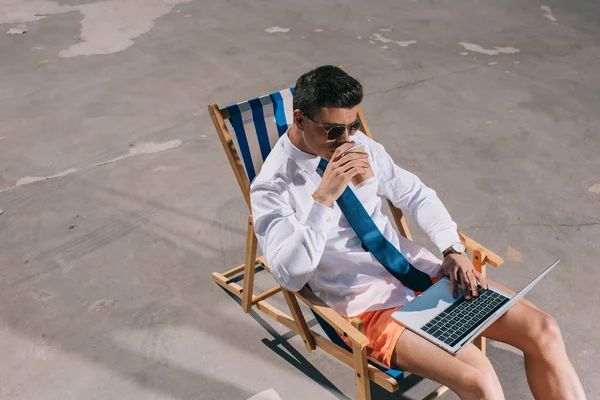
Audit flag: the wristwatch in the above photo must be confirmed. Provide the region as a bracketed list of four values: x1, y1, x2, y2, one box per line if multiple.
[443, 242, 466, 257]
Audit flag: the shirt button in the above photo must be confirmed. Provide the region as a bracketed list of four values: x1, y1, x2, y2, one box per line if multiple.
[326, 217, 332, 222]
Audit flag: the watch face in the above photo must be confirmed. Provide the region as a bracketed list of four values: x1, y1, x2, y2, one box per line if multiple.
[453, 243, 466, 253]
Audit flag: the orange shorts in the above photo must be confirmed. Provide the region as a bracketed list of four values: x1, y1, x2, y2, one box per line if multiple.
[340, 306, 405, 369]
[339, 277, 439, 369]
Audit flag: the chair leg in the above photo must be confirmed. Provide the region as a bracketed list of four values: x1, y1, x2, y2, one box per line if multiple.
[212, 256, 280, 310]
[242, 216, 258, 313]
[282, 290, 316, 352]
[350, 319, 371, 400]
[472, 249, 487, 355]
[387, 201, 413, 241]
[473, 335, 486, 355]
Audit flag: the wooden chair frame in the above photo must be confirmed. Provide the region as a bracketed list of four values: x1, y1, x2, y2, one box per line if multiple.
[209, 96, 504, 400]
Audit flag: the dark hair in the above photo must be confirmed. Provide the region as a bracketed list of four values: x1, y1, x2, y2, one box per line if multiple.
[292, 65, 363, 119]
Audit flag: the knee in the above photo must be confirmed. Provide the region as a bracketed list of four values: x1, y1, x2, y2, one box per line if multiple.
[460, 370, 501, 400]
[527, 313, 565, 355]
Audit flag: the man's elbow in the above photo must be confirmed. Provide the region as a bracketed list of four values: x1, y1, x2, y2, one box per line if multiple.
[279, 279, 307, 293]
[270, 261, 313, 292]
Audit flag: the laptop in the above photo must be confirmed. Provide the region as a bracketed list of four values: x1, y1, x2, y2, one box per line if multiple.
[392, 259, 561, 354]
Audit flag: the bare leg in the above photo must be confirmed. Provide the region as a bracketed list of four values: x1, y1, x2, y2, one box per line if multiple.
[456, 344, 505, 398]
[392, 329, 504, 399]
[483, 279, 586, 400]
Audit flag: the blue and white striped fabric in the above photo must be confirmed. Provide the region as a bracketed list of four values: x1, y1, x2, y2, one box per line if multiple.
[225, 87, 295, 182]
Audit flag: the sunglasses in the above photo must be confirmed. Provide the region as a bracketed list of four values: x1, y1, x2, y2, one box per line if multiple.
[303, 113, 361, 141]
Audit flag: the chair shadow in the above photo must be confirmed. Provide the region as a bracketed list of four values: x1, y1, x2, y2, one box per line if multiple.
[221, 288, 430, 400]
[220, 289, 348, 399]
[371, 373, 424, 400]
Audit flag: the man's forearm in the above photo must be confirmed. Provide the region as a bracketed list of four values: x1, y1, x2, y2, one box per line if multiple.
[410, 189, 460, 254]
[254, 195, 334, 291]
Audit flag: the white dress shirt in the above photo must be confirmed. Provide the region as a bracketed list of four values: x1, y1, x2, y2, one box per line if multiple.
[250, 131, 460, 317]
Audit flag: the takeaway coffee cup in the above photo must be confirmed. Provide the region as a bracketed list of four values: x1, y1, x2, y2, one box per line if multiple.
[343, 144, 375, 188]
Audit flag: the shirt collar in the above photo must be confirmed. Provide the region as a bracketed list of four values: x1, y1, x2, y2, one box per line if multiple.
[281, 131, 321, 174]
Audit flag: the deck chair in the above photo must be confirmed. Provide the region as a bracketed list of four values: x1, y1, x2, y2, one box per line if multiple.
[209, 83, 505, 400]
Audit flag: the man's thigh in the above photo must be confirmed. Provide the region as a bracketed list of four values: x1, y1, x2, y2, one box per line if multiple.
[482, 278, 547, 347]
[392, 328, 485, 389]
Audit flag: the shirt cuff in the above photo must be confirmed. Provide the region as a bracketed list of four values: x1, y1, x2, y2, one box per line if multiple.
[299, 197, 335, 232]
[433, 229, 461, 254]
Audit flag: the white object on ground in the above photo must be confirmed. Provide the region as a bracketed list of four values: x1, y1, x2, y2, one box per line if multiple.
[16, 168, 80, 186]
[0, 0, 193, 57]
[588, 183, 600, 194]
[371, 33, 416, 48]
[246, 389, 283, 400]
[7, 27, 27, 34]
[541, 5, 558, 22]
[458, 42, 520, 56]
[265, 26, 289, 33]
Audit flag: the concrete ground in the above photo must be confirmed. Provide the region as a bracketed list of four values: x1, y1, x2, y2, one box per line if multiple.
[1, 0, 598, 399]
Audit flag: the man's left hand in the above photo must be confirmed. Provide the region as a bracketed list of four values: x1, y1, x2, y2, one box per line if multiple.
[436, 253, 488, 299]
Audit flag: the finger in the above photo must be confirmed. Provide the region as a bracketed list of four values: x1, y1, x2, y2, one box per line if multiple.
[342, 167, 369, 181]
[341, 159, 370, 173]
[340, 144, 366, 157]
[436, 266, 444, 279]
[337, 152, 369, 167]
[331, 142, 356, 161]
[451, 270, 458, 298]
[473, 270, 488, 290]
[338, 158, 369, 173]
[332, 150, 366, 169]
[467, 270, 479, 297]
[460, 269, 471, 299]
[330, 143, 355, 163]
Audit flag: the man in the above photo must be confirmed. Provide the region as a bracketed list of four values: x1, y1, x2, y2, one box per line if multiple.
[250, 65, 585, 399]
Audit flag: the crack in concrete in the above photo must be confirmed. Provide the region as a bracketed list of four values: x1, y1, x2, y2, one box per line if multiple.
[365, 76, 434, 96]
[337, 5, 350, 31]
[364, 65, 480, 97]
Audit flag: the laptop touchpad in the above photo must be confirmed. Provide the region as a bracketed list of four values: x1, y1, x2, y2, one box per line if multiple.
[392, 279, 459, 328]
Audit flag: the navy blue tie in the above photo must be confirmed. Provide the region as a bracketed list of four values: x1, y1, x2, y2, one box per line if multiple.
[317, 158, 433, 292]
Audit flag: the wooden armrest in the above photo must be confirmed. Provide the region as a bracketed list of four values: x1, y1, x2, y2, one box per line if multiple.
[458, 231, 504, 267]
[296, 287, 369, 349]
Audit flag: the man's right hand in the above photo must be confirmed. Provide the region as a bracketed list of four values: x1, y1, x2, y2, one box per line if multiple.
[312, 142, 370, 207]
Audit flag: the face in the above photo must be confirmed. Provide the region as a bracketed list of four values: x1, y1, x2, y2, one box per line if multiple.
[293, 106, 360, 160]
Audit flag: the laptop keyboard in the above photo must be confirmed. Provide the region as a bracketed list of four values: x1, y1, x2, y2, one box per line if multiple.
[421, 288, 510, 347]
